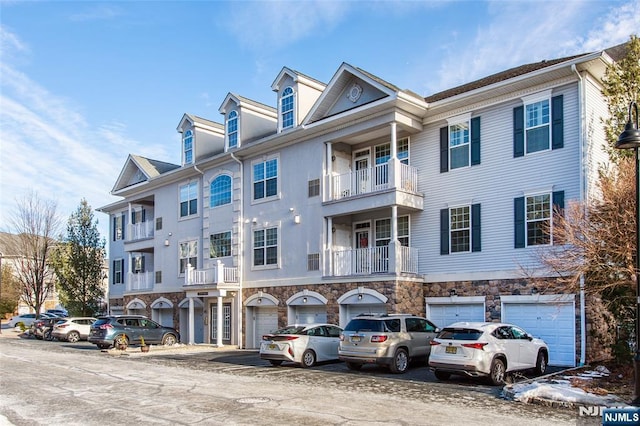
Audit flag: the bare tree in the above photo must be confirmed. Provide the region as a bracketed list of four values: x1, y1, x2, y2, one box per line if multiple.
[3, 192, 62, 316]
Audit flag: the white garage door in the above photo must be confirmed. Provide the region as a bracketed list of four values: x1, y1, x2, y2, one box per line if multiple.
[253, 307, 278, 348]
[503, 302, 575, 367]
[428, 304, 485, 329]
[294, 306, 327, 324]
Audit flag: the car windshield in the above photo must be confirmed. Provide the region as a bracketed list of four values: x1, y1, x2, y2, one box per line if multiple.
[271, 326, 306, 335]
[437, 328, 484, 340]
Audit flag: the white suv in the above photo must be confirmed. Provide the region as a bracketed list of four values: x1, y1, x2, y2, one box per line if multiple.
[52, 317, 97, 342]
[428, 322, 549, 385]
[339, 314, 440, 373]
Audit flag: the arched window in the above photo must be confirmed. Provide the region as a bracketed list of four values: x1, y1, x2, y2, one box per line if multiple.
[281, 87, 294, 130]
[210, 175, 232, 207]
[227, 111, 238, 149]
[183, 130, 193, 164]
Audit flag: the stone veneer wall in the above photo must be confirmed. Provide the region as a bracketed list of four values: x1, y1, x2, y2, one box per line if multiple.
[243, 280, 425, 330]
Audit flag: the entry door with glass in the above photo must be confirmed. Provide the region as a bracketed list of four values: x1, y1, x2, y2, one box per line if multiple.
[211, 302, 232, 344]
[354, 222, 371, 274]
[353, 149, 370, 195]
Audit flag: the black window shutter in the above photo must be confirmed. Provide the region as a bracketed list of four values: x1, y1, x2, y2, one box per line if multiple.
[471, 203, 481, 252]
[552, 190, 565, 245]
[121, 213, 126, 240]
[141, 208, 146, 222]
[471, 117, 481, 165]
[440, 127, 449, 173]
[131, 210, 136, 225]
[112, 260, 116, 284]
[112, 217, 116, 241]
[552, 95, 564, 150]
[513, 106, 524, 158]
[440, 208, 449, 255]
[514, 197, 525, 248]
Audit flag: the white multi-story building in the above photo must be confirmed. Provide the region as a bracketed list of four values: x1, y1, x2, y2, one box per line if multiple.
[98, 43, 627, 366]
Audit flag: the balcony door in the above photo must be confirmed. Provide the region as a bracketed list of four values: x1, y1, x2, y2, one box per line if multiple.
[354, 222, 371, 274]
[353, 149, 370, 195]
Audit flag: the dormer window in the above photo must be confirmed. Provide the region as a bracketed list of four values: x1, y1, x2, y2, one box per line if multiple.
[183, 130, 193, 165]
[281, 87, 294, 130]
[227, 110, 238, 149]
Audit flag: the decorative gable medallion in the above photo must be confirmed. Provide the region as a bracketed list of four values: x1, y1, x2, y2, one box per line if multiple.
[347, 83, 363, 103]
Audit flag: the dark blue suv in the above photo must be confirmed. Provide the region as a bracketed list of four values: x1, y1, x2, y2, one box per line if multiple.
[88, 315, 179, 349]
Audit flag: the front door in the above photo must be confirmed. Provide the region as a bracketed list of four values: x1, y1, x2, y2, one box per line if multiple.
[211, 302, 232, 344]
[354, 149, 370, 195]
[354, 222, 370, 274]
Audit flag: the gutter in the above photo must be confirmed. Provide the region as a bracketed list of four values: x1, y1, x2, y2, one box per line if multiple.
[572, 63, 587, 367]
[230, 152, 244, 349]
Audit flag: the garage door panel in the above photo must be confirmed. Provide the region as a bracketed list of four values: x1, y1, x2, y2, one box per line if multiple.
[429, 304, 484, 329]
[348, 304, 386, 319]
[503, 302, 575, 367]
[254, 308, 278, 349]
[295, 306, 327, 324]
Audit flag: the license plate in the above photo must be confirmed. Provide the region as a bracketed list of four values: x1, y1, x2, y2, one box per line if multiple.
[268, 344, 277, 350]
[350, 335, 362, 343]
[445, 346, 457, 354]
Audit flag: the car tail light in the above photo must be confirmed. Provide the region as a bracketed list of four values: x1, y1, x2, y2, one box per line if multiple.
[429, 340, 441, 346]
[99, 323, 113, 330]
[284, 336, 299, 340]
[339, 335, 345, 341]
[57, 324, 69, 329]
[462, 342, 488, 350]
[370, 335, 388, 343]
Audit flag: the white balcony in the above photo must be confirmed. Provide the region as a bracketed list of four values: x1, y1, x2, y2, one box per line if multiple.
[126, 221, 154, 241]
[329, 244, 418, 276]
[329, 162, 418, 201]
[126, 271, 154, 292]
[184, 260, 239, 287]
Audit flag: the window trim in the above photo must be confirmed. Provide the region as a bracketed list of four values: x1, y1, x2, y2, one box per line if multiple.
[210, 231, 232, 258]
[179, 239, 198, 275]
[179, 181, 199, 219]
[252, 226, 280, 270]
[280, 86, 295, 131]
[183, 129, 193, 165]
[226, 110, 238, 150]
[112, 258, 124, 284]
[440, 203, 481, 255]
[251, 155, 280, 203]
[210, 174, 232, 208]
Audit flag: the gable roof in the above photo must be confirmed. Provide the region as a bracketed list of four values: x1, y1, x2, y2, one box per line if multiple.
[111, 154, 180, 193]
[218, 93, 277, 117]
[271, 66, 326, 92]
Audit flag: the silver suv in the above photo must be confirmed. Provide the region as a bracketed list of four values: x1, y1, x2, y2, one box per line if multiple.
[339, 314, 440, 373]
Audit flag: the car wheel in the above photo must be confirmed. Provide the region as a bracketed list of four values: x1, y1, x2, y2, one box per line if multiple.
[162, 334, 178, 346]
[434, 370, 451, 381]
[301, 349, 316, 368]
[346, 362, 363, 371]
[535, 351, 548, 376]
[389, 348, 409, 374]
[269, 360, 283, 367]
[67, 331, 80, 343]
[489, 358, 506, 386]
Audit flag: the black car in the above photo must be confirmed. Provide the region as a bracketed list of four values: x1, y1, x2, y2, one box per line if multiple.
[88, 315, 180, 349]
[31, 315, 64, 340]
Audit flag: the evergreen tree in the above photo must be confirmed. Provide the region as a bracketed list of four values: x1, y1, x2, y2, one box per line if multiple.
[51, 199, 106, 316]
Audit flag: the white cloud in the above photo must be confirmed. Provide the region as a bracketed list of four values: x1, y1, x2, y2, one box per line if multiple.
[67, 5, 123, 22]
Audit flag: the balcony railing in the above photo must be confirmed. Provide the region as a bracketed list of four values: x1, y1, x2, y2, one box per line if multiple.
[126, 221, 154, 241]
[330, 162, 418, 201]
[126, 271, 154, 292]
[330, 245, 418, 276]
[184, 261, 239, 287]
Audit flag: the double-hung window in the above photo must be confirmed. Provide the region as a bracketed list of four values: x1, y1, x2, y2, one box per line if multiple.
[112, 259, 124, 284]
[180, 181, 198, 218]
[113, 213, 125, 241]
[227, 111, 238, 149]
[210, 231, 231, 258]
[374, 216, 409, 247]
[253, 227, 278, 267]
[183, 130, 193, 164]
[440, 115, 480, 172]
[514, 91, 563, 157]
[281, 87, 294, 130]
[514, 190, 564, 248]
[210, 175, 232, 208]
[253, 158, 278, 201]
[440, 204, 481, 254]
[179, 240, 197, 274]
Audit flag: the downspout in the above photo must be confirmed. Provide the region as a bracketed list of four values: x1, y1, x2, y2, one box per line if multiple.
[230, 152, 243, 349]
[572, 64, 587, 366]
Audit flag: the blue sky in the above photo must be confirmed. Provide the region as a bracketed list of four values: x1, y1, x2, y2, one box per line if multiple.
[1, 0, 638, 241]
